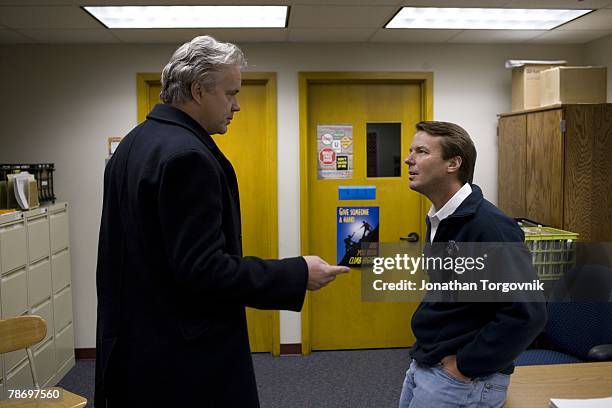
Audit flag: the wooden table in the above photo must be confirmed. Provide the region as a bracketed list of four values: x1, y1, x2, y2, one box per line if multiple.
[506, 362, 612, 407]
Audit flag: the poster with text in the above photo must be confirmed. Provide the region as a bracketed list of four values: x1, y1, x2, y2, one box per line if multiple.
[317, 124, 353, 179]
[337, 206, 379, 267]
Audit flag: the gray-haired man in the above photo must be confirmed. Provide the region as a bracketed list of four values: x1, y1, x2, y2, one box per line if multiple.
[95, 36, 347, 407]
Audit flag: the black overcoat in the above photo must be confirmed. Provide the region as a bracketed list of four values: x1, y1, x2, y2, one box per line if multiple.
[95, 104, 308, 407]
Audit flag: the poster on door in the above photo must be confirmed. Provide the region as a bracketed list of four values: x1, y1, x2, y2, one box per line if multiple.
[317, 124, 353, 179]
[337, 206, 379, 267]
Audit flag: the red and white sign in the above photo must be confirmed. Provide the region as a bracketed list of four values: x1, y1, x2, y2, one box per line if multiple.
[319, 148, 336, 165]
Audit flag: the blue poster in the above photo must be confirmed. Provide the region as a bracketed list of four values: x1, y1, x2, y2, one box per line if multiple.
[337, 206, 379, 267]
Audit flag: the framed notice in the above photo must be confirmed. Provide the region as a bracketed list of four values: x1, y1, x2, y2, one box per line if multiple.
[107, 136, 124, 156]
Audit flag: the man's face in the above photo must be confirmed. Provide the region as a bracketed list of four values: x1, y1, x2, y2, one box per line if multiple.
[405, 131, 452, 195]
[198, 65, 241, 135]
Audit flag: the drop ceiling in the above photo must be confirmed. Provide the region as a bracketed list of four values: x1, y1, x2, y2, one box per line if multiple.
[0, 0, 611, 44]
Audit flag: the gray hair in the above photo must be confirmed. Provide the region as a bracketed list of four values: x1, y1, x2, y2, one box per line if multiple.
[160, 35, 247, 104]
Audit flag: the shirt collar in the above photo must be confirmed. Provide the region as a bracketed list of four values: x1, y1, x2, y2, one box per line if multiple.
[427, 183, 473, 222]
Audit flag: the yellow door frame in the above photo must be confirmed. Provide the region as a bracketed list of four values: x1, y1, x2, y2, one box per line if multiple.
[136, 72, 282, 356]
[298, 72, 434, 355]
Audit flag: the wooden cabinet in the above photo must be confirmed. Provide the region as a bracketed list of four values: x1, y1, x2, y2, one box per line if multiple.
[498, 104, 612, 241]
[0, 202, 75, 398]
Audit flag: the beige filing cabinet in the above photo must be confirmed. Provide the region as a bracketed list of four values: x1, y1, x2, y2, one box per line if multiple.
[0, 202, 75, 399]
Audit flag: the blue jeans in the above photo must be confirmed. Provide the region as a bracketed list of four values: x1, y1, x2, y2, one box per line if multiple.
[399, 360, 510, 408]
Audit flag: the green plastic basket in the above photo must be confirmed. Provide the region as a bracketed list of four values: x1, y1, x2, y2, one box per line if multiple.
[519, 222, 579, 281]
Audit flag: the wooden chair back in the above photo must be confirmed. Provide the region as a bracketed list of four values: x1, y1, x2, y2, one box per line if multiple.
[0, 315, 46, 354]
[0, 315, 88, 408]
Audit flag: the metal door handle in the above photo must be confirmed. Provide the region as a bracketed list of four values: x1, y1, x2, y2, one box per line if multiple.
[400, 232, 419, 242]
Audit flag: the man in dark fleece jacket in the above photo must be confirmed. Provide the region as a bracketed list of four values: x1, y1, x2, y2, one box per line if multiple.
[399, 121, 546, 408]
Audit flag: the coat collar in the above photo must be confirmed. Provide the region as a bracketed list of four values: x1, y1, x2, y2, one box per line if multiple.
[426, 183, 484, 229]
[146, 103, 219, 152]
[452, 183, 483, 217]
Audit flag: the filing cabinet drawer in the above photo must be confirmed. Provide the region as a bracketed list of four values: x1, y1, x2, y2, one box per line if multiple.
[1, 269, 27, 318]
[27, 216, 50, 263]
[4, 349, 27, 374]
[34, 338, 55, 386]
[51, 249, 70, 293]
[28, 259, 51, 308]
[55, 323, 74, 366]
[53, 287, 72, 332]
[5, 360, 34, 390]
[0, 222, 26, 274]
[50, 211, 69, 253]
[32, 300, 54, 348]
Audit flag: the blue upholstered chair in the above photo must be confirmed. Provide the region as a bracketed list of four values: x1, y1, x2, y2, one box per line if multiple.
[515, 265, 612, 366]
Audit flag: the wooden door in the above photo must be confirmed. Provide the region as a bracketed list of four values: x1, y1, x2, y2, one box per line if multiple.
[526, 109, 564, 228]
[563, 104, 612, 241]
[498, 115, 527, 218]
[137, 73, 279, 353]
[304, 79, 425, 350]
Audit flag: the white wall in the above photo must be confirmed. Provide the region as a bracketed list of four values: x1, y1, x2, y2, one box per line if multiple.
[0, 42, 584, 347]
[585, 33, 612, 102]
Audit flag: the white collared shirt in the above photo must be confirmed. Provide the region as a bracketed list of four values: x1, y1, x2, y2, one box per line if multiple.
[428, 183, 473, 242]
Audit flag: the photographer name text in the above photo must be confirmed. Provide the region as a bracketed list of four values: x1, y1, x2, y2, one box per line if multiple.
[373, 279, 544, 292]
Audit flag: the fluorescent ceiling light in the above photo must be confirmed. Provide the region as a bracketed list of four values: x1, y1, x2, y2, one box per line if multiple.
[385, 7, 592, 30]
[83, 6, 288, 28]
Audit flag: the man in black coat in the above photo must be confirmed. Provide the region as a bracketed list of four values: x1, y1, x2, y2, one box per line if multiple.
[399, 121, 546, 407]
[95, 36, 348, 407]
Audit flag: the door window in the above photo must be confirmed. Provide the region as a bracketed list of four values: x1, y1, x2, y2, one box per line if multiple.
[366, 122, 401, 178]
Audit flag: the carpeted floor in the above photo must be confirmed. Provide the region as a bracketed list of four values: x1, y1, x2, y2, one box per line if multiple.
[58, 348, 411, 407]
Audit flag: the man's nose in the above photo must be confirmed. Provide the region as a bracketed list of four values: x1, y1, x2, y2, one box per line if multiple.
[405, 154, 414, 165]
[232, 100, 240, 112]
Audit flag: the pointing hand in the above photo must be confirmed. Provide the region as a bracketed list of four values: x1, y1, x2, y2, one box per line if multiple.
[303, 256, 350, 290]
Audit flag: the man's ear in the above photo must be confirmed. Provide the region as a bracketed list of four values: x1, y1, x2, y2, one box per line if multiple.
[191, 82, 202, 105]
[447, 156, 462, 174]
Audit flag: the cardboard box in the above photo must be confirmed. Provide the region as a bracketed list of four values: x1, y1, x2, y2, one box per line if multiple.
[27, 180, 39, 209]
[6, 173, 39, 210]
[540, 66, 607, 107]
[512, 63, 566, 111]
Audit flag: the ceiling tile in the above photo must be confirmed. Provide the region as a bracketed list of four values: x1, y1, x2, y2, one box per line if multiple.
[529, 29, 612, 43]
[294, 0, 400, 4]
[449, 29, 546, 43]
[17, 28, 120, 43]
[0, 6, 101, 29]
[402, 0, 508, 6]
[370, 28, 461, 42]
[504, 0, 612, 9]
[0, 28, 34, 43]
[556, 8, 612, 29]
[0, 0, 71, 5]
[111, 28, 287, 44]
[288, 28, 375, 41]
[78, 0, 288, 4]
[290, 5, 397, 28]
[203, 29, 288, 42]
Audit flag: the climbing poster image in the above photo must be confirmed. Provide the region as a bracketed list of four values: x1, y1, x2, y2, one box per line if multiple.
[337, 206, 379, 267]
[317, 124, 353, 180]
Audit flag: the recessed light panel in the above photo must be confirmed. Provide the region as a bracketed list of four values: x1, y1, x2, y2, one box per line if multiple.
[83, 6, 288, 28]
[385, 7, 592, 30]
